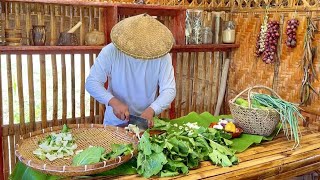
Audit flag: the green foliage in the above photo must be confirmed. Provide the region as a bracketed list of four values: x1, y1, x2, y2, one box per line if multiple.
[72, 146, 105, 166]
[136, 121, 238, 178]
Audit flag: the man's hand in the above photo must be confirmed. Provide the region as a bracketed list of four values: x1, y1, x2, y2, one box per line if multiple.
[109, 98, 129, 120]
[141, 107, 155, 128]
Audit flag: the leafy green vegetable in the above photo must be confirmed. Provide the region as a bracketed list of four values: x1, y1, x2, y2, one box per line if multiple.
[137, 131, 167, 178]
[9, 162, 62, 180]
[72, 146, 105, 166]
[152, 118, 171, 131]
[61, 124, 70, 133]
[102, 144, 133, 161]
[136, 121, 238, 178]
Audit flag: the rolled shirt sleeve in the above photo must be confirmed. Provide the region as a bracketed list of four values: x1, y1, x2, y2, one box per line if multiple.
[150, 54, 176, 115]
[85, 46, 114, 105]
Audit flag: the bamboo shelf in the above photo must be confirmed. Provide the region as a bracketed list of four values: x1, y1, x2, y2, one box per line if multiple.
[171, 44, 240, 52]
[0, 46, 104, 54]
[0, 44, 239, 54]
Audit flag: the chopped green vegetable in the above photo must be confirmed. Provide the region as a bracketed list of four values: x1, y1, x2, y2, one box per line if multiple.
[61, 124, 70, 133]
[33, 124, 77, 161]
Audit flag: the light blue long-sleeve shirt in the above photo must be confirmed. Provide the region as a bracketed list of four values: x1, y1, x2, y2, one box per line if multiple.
[85, 43, 176, 126]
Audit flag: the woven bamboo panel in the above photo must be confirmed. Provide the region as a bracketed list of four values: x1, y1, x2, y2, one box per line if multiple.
[227, 11, 320, 113]
[57, 0, 320, 9]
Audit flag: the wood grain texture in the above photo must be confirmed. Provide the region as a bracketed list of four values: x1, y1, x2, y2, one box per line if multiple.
[61, 54, 67, 124]
[0, 54, 3, 180]
[40, 54, 47, 129]
[71, 54, 76, 123]
[80, 54, 85, 123]
[16, 55, 25, 135]
[27, 55, 36, 132]
[51, 54, 58, 126]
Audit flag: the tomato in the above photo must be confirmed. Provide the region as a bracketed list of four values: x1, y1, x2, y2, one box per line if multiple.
[209, 122, 218, 128]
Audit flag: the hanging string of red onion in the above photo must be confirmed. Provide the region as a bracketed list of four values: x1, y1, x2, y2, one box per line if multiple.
[262, 21, 280, 64]
[286, 19, 299, 48]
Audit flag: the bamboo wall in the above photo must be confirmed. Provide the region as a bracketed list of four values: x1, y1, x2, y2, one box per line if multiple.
[227, 11, 320, 114]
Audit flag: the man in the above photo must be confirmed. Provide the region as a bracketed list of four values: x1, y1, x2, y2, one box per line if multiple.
[85, 14, 176, 128]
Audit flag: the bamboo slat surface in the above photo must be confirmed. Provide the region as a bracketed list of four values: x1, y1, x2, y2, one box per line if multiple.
[226, 11, 320, 114]
[112, 126, 320, 179]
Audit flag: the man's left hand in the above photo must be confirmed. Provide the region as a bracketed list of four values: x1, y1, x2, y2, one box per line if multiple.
[141, 107, 155, 128]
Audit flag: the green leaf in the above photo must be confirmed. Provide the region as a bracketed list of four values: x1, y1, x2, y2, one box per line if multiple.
[139, 131, 152, 156]
[160, 170, 180, 177]
[137, 152, 167, 178]
[104, 144, 133, 160]
[10, 161, 62, 180]
[72, 146, 105, 166]
[151, 143, 163, 153]
[209, 140, 234, 156]
[61, 124, 70, 133]
[164, 159, 189, 174]
[95, 158, 137, 176]
[152, 118, 171, 131]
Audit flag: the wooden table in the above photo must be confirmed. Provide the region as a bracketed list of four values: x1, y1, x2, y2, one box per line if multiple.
[111, 126, 320, 179]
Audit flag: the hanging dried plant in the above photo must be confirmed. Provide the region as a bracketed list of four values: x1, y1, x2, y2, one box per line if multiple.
[300, 17, 319, 105]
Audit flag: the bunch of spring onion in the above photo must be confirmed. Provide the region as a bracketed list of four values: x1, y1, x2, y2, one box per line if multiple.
[251, 93, 304, 149]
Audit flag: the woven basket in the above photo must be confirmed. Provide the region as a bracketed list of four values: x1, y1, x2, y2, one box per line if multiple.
[229, 86, 280, 136]
[15, 124, 139, 176]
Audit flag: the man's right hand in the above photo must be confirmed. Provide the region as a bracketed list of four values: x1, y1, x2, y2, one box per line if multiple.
[109, 98, 130, 120]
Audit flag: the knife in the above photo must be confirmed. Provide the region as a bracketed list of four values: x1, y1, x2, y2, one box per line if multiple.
[128, 114, 149, 131]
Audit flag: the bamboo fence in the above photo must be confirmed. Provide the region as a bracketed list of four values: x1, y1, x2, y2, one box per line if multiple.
[1, 0, 320, 179]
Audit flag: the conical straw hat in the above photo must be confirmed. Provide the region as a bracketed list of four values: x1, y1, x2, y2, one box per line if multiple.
[110, 14, 175, 60]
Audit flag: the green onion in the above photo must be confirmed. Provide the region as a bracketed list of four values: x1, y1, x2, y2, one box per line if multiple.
[252, 93, 304, 149]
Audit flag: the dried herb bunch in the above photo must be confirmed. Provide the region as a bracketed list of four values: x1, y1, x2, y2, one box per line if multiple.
[300, 17, 319, 105]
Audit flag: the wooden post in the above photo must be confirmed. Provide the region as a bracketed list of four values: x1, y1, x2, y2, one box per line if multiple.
[169, 52, 177, 119]
[0, 54, 4, 180]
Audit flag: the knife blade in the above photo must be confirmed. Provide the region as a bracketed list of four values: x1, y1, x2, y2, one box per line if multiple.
[128, 114, 149, 131]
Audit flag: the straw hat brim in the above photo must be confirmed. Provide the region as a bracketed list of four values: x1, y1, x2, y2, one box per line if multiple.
[111, 14, 175, 60]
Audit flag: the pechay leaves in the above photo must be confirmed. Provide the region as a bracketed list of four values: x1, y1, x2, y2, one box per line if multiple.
[72, 146, 105, 166]
[136, 121, 238, 178]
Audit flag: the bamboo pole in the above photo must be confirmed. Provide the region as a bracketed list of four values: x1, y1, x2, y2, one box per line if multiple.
[186, 52, 191, 113]
[71, 54, 75, 123]
[89, 7, 94, 31]
[16, 55, 25, 134]
[27, 55, 35, 131]
[40, 54, 47, 129]
[192, 53, 199, 112]
[208, 52, 214, 112]
[6, 55, 13, 134]
[51, 54, 58, 126]
[61, 54, 67, 124]
[89, 54, 95, 123]
[80, 54, 85, 123]
[6, 55, 15, 176]
[50, 4, 57, 45]
[3, 137, 8, 180]
[0, 54, 4, 180]
[214, 57, 230, 115]
[177, 53, 183, 117]
[199, 52, 206, 112]
[80, 7, 85, 45]
[25, 3, 31, 45]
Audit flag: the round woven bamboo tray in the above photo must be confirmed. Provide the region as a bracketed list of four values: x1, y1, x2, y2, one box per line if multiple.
[229, 85, 280, 136]
[15, 124, 139, 176]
